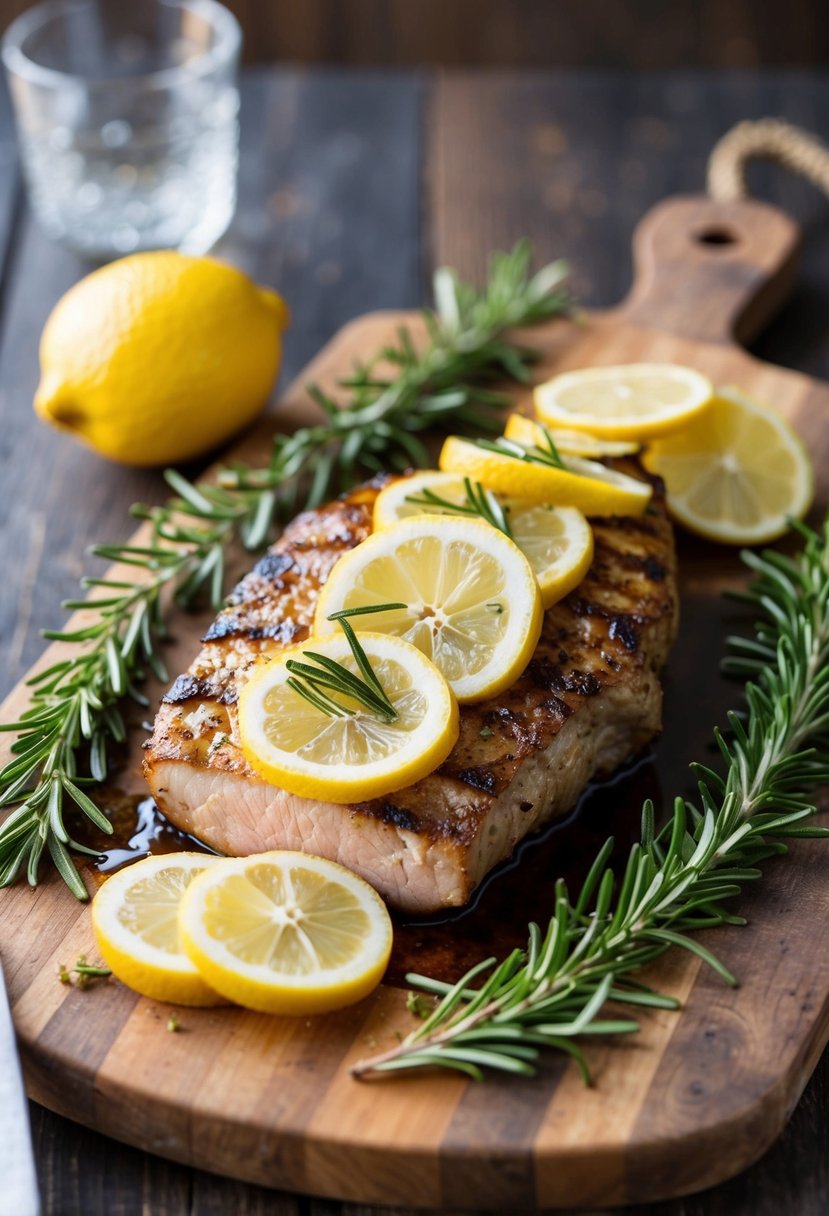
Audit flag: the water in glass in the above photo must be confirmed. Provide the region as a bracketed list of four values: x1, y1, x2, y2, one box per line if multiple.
[3, 0, 241, 258]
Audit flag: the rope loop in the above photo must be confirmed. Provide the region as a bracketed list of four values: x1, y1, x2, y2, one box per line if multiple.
[707, 118, 829, 202]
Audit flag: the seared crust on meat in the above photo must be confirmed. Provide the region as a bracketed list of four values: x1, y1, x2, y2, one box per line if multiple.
[144, 465, 677, 913]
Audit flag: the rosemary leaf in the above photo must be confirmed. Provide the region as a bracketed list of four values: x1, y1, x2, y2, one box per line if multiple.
[286, 606, 404, 723]
[475, 433, 567, 470]
[351, 516, 829, 1081]
[405, 477, 514, 538]
[0, 243, 569, 896]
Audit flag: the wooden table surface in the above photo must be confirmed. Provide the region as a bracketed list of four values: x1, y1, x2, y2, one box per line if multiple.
[2, 66, 829, 1215]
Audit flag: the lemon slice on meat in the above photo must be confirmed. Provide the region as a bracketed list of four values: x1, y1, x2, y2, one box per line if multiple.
[534, 363, 713, 439]
[509, 500, 594, 608]
[503, 412, 640, 457]
[439, 435, 651, 516]
[238, 631, 458, 801]
[642, 387, 813, 544]
[314, 515, 543, 702]
[373, 470, 593, 609]
[178, 851, 393, 1015]
[92, 853, 225, 1006]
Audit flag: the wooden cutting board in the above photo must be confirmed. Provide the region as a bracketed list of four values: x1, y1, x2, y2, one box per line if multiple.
[3, 195, 829, 1211]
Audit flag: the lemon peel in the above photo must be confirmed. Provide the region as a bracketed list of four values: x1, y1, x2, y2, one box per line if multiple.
[35, 252, 289, 466]
[91, 852, 225, 1006]
[238, 631, 459, 802]
[534, 363, 712, 439]
[503, 412, 639, 457]
[643, 387, 814, 544]
[372, 470, 593, 609]
[439, 435, 651, 516]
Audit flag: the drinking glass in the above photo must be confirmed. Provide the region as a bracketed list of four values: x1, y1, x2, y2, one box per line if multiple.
[2, 0, 241, 258]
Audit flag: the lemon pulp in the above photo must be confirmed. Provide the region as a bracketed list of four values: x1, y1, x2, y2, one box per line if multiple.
[314, 515, 542, 701]
[372, 470, 593, 609]
[643, 387, 813, 544]
[502, 412, 639, 457]
[439, 435, 652, 516]
[534, 362, 712, 439]
[178, 851, 393, 1015]
[92, 853, 224, 1006]
[238, 631, 458, 801]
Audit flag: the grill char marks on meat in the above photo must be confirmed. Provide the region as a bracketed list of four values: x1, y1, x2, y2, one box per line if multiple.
[144, 466, 678, 914]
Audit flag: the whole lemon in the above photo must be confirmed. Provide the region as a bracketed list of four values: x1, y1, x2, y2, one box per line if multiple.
[34, 252, 289, 466]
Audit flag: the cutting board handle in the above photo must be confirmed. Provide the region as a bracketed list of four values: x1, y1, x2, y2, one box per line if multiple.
[622, 194, 800, 345]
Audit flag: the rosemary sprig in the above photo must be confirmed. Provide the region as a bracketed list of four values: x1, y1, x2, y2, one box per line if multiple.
[405, 477, 513, 537]
[0, 471, 273, 898]
[0, 243, 570, 897]
[286, 605, 406, 722]
[351, 518, 829, 1081]
[475, 429, 567, 470]
[220, 242, 570, 515]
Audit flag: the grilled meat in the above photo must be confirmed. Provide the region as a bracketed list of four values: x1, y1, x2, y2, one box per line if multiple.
[144, 468, 678, 914]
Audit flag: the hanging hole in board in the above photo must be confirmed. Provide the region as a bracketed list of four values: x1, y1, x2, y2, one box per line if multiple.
[695, 227, 739, 248]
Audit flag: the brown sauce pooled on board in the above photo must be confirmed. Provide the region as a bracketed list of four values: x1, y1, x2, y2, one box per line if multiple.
[388, 755, 658, 985]
[84, 792, 213, 887]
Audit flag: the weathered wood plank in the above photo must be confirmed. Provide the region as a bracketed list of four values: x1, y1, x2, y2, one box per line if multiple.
[429, 70, 829, 379]
[218, 69, 423, 384]
[0, 68, 422, 700]
[153, 0, 829, 72]
[191, 1175, 303, 1216]
[29, 1104, 191, 1216]
[2, 0, 829, 70]
[0, 81, 21, 314]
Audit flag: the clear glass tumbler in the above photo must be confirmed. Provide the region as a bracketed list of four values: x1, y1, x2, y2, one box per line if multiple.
[2, 0, 241, 258]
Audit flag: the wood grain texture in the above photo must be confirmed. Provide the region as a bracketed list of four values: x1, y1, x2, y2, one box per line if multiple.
[0, 68, 423, 1216]
[3, 192, 829, 1210]
[4, 0, 827, 70]
[428, 71, 829, 377]
[7, 65, 829, 1216]
[228, 0, 829, 70]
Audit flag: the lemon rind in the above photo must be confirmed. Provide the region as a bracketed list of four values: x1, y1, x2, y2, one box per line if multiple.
[503, 413, 640, 457]
[528, 512, 595, 608]
[374, 473, 594, 611]
[439, 436, 651, 516]
[533, 363, 713, 440]
[643, 388, 814, 546]
[91, 853, 225, 1006]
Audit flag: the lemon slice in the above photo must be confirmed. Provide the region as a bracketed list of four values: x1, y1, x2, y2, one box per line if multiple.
[178, 851, 393, 1015]
[534, 363, 713, 439]
[91, 853, 224, 1006]
[314, 515, 543, 702]
[238, 631, 458, 801]
[373, 471, 593, 609]
[503, 412, 640, 457]
[642, 387, 814, 544]
[508, 500, 594, 608]
[439, 435, 652, 516]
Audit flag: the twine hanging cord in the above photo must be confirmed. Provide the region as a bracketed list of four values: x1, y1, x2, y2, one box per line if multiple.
[707, 117, 829, 201]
